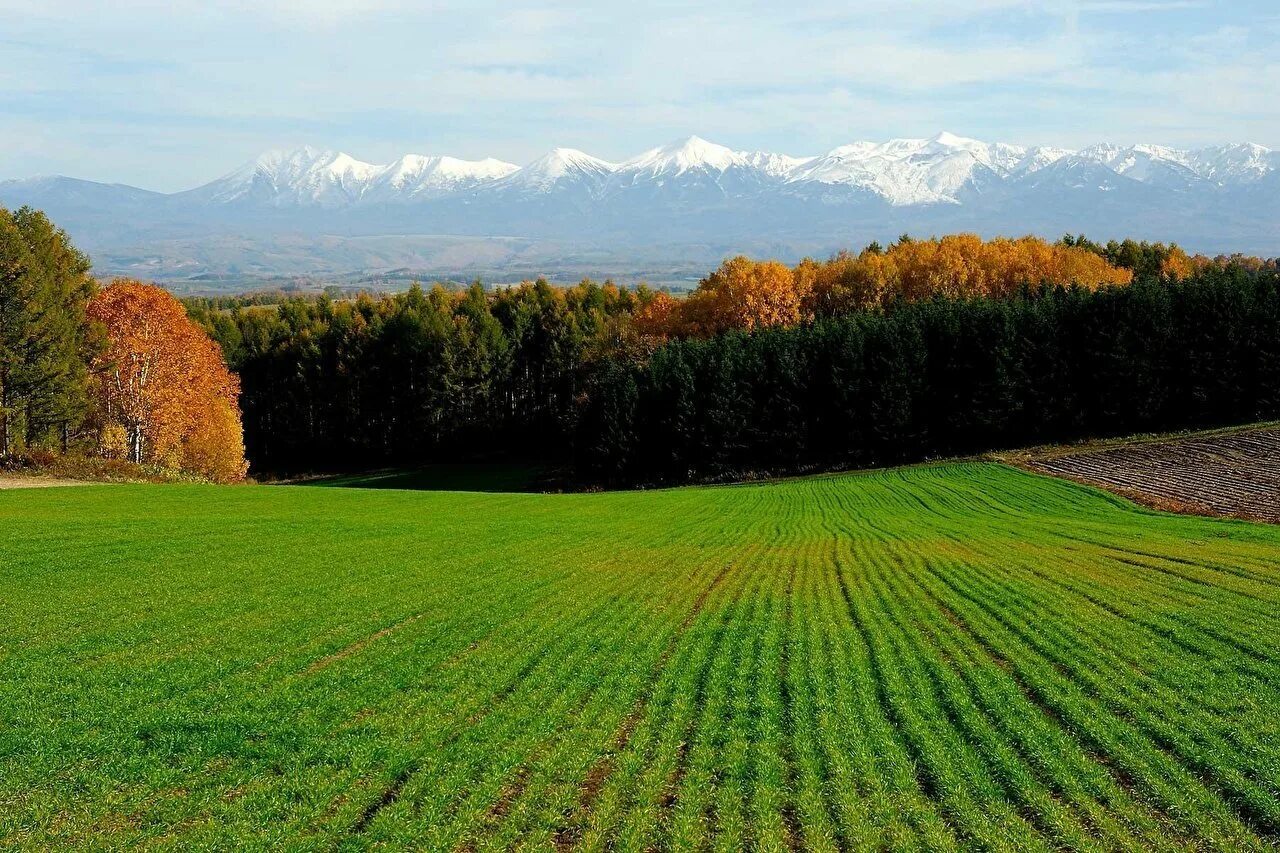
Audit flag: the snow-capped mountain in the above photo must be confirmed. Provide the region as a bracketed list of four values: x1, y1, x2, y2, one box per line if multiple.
[153, 133, 1280, 209]
[179, 146, 519, 207]
[615, 136, 747, 180]
[365, 154, 518, 202]
[1187, 143, 1279, 184]
[787, 133, 1021, 205]
[492, 148, 616, 196]
[3, 132, 1277, 280]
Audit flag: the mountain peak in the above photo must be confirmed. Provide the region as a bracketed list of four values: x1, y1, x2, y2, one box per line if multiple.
[370, 154, 519, 198]
[496, 147, 616, 193]
[252, 145, 339, 169]
[623, 135, 743, 174]
[539, 147, 616, 168]
[930, 131, 970, 146]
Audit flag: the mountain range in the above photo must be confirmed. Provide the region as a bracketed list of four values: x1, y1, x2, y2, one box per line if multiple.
[3, 133, 1278, 289]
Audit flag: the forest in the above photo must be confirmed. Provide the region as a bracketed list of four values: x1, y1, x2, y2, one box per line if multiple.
[4, 203, 1278, 487]
[182, 234, 1278, 485]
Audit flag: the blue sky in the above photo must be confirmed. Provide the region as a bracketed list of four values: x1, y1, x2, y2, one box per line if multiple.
[2, 0, 1278, 190]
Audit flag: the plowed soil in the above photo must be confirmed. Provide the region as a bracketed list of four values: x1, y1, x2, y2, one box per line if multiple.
[1026, 427, 1280, 523]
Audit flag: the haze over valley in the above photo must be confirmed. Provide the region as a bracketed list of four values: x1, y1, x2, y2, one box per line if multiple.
[5, 132, 1278, 288]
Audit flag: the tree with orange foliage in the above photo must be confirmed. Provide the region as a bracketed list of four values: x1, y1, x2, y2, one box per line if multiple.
[861, 234, 1132, 305]
[634, 290, 684, 341]
[1159, 246, 1197, 280]
[648, 236, 1135, 339]
[683, 256, 808, 335]
[87, 279, 247, 482]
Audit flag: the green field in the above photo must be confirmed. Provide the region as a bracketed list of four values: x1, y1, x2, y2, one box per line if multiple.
[2, 464, 1278, 850]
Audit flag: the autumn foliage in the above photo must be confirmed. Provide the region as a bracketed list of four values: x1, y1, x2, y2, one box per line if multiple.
[639, 235, 1135, 338]
[88, 280, 247, 482]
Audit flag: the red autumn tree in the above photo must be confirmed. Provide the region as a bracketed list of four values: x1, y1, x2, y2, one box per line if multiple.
[87, 279, 247, 482]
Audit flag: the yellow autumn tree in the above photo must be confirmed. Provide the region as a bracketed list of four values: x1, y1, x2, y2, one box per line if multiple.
[682, 256, 809, 336]
[637, 235, 1134, 339]
[1159, 246, 1197, 280]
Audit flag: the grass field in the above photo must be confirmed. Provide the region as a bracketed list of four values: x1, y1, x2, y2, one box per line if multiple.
[302, 462, 551, 493]
[2, 463, 1278, 850]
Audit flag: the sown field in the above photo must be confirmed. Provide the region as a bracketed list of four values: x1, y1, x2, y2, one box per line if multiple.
[2, 464, 1279, 850]
[1027, 427, 1280, 524]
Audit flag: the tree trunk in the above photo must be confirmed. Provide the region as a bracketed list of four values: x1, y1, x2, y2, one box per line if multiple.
[129, 423, 143, 464]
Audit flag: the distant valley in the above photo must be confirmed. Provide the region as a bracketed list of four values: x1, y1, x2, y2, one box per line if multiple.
[3, 132, 1277, 291]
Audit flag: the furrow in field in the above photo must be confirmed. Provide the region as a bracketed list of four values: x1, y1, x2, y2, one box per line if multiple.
[938, 553, 1280, 836]
[824, 488, 1091, 849]
[866, 549, 1150, 850]
[908, 554, 1274, 847]
[7, 463, 1280, 849]
[317, 505, 716, 844]
[421, 531, 738, 847]
[985, 536, 1280, 704]
[777, 493, 845, 852]
[924, 525, 1280, 713]
[547, 556, 737, 850]
[809, 482, 958, 849]
[966, 540, 1280, 756]
[881, 551, 1203, 850]
[830, 535, 1045, 848]
[926, 509, 1280, 695]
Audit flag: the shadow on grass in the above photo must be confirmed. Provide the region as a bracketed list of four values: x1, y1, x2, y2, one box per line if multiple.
[295, 463, 554, 493]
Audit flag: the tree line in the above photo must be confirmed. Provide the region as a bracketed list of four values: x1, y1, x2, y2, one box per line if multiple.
[8, 206, 1273, 488]
[577, 267, 1280, 485]
[184, 280, 653, 473]
[182, 232, 1279, 484]
[635, 234, 1137, 337]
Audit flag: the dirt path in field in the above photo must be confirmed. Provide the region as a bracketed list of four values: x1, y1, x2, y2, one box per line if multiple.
[0, 476, 90, 489]
[1017, 427, 1280, 524]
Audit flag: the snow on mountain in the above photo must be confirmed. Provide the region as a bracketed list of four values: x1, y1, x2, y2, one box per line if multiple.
[1074, 143, 1203, 189]
[1009, 146, 1075, 178]
[1072, 142, 1280, 189]
[189, 146, 517, 207]
[189, 146, 381, 207]
[789, 132, 1040, 205]
[1012, 154, 1136, 193]
[616, 136, 746, 180]
[7, 133, 1279, 278]
[600, 136, 805, 204]
[1187, 143, 1278, 184]
[742, 151, 815, 177]
[494, 148, 617, 195]
[366, 154, 518, 201]
[169, 135, 1277, 211]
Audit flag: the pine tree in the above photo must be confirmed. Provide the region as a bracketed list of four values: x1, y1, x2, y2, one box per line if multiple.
[0, 206, 95, 457]
[0, 209, 35, 457]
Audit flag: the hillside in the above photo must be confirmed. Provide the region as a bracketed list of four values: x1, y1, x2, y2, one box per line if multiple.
[2, 464, 1278, 848]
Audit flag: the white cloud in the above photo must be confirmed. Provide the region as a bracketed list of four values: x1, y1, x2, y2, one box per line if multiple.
[1, 0, 1276, 188]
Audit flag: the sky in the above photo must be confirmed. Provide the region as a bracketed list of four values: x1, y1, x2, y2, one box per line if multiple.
[2, 0, 1278, 191]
